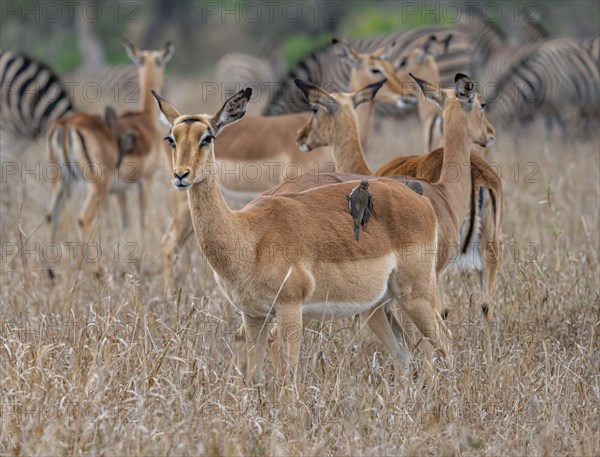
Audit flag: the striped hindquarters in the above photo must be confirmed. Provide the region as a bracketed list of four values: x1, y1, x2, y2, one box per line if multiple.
[262, 27, 477, 116]
[0, 50, 74, 142]
[215, 53, 278, 90]
[489, 36, 600, 128]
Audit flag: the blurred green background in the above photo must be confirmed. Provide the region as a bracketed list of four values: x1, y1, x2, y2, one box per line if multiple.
[1, 0, 599, 76]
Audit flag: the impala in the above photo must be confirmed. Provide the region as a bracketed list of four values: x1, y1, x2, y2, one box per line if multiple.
[386, 36, 503, 322]
[153, 87, 450, 385]
[161, 40, 416, 293]
[46, 41, 174, 257]
[282, 73, 496, 327]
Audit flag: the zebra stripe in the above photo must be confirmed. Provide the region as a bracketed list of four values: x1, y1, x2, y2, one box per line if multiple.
[489, 36, 600, 129]
[1, 50, 74, 141]
[262, 27, 477, 116]
[458, 7, 550, 85]
[215, 53, 279, 91]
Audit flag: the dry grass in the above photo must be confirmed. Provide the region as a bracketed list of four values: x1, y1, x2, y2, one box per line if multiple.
[1, 100, 598, 456]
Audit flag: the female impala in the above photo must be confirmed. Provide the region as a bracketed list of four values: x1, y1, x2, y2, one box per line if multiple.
[279, 74, 496, 326]
[384, 37, 503, 321]
[153, 87, 450, 384]
[46, 40, 173, 251]
[161, 41, 413, 293]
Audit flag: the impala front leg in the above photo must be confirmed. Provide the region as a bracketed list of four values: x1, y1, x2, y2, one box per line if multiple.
[276, 303, 303, 384]
[242, 313, 270, 385]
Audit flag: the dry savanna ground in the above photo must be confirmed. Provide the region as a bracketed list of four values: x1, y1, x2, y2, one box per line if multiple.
[0, 89, 599, 456]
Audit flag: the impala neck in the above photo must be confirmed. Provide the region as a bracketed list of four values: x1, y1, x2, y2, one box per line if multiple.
[355, 102, 373, 148]
[437, 108, 473, 220]
[348, 74, 374, 148]
[187, 164, 248, 278]
[332, 110, 373, 176]
[139, 65, 163, 121]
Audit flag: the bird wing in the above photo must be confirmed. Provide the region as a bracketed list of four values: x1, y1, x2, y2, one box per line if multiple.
[362, 192, 374, 227]
[349, 196, 361, 220]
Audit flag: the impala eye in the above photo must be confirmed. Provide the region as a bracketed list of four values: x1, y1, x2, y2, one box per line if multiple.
[311, 106, 318, 113]
[370, 67, 382, 75]
[397, 58, 407, 69]
[481, 102, 487, 110]
[164, 136, 175, 148]
[200, 135, 214, 146]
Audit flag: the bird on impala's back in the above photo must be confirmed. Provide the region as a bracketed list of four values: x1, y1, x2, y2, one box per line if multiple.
[348, 179, 374, 241]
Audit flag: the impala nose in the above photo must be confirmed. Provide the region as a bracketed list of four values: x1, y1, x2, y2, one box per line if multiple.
[174, 170, 190, 180]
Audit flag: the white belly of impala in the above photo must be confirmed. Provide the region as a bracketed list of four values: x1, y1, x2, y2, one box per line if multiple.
[301, 288, 389, 321]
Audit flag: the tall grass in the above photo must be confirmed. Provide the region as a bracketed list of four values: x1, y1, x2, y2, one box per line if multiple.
[1, 106, 598, 455]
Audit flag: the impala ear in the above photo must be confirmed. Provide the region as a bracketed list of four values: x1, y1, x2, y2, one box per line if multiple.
[379, 41, 396, 61]
[212, 88, 252, 134]
[160, 42, 175, 65]
[151, 90, 180, 127]
[294, 79, 339, 114]
[352, 79, 387, 108]
[123, 38, 141, 65]
[410, 73, 445, 109]
[333, 39, 360, 66]
[454, 73, 475, 105]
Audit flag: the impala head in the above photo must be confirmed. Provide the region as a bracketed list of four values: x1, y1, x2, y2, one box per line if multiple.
[411, 73, 495, 148]
[394, 35, 451, 102]
[333, 39, 414, 108]
[294, 78, 386, 152]
[152, 88, 252, 190]
[123, 39, 174, 86]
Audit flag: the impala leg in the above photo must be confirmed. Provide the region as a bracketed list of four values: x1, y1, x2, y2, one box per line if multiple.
[138, 181, 146, 249]
[116, 192, 129, 229]
[79, 184, 108, 243]
[242, 313, 270, 385]
[364, 304, 411, 374]
[162, 208, 194, 294]
[276, 303, 303, 384]
[394, 273, 452, 362]
[47, 183, 65, 245]
[46, 182, 65, 281]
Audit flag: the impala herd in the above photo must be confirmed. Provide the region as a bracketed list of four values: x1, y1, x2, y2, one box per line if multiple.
[43, 36, 505, 388]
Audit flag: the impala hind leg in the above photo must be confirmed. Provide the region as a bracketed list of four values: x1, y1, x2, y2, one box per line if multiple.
[137, 181, 147, 249]
[116, 192, 129, 229]
[79, 185, 109, 243]
[393, 275, 451, 361]
[364, 304, 412, 374]
[46, 182, 66, 280]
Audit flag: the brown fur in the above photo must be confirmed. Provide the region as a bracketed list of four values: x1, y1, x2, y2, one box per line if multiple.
[154, 88, 450, 385]
[285, 75, 495, 326]
[45, 41, 174, 248]
[161, 42, 421, 294]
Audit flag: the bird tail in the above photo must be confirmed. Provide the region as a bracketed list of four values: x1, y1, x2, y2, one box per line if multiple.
[354, 222, 360, 241]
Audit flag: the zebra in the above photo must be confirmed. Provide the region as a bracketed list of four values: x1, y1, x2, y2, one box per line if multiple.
[215, 52, 280, 92]
[458, 5, 551, 85]
[1, 50, 74, 145]
[488, 36, 600, 134]
[261, 26, 478, 116]
[0, 50, 139, 150]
